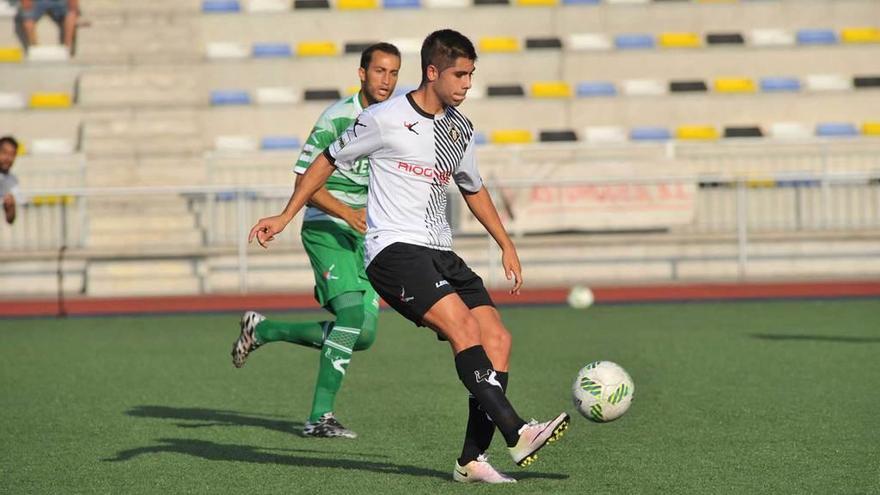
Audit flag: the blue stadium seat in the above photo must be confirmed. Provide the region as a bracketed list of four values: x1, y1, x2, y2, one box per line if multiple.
[252, 43, 292, 58]
[796, 29, 838, 45]
[260, 136, 301, 150]
[614, 34, 655, 50]
[577, 81, 617, 97]
[760, 77, 801, 93]
[630, 127, 671, 141]
[474, 132, 488, 145]
[562, 0, 600, 4]
[383, 0, 420, 8]
[202, 0, 241, 13]
[210, 90, 251, 106]
[816, 122, 858, 137]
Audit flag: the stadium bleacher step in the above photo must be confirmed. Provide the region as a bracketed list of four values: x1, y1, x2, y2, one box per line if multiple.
[79, 70, 202, 107]
[0, 260, 86, 296]
[86, 229, 204, 248]
[86, 276, 202, 297]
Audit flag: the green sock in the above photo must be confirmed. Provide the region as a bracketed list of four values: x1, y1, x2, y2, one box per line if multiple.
[309, 293, 365, 422]
[254, 319, 328, 348]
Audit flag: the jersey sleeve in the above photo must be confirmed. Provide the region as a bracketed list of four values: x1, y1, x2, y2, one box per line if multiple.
[323, 110, 383, 172]
[453, 133, 483, 193]
[294, 110, 338, 175]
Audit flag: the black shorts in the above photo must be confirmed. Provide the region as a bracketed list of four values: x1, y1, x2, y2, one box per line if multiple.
[366, 242, 494, 327]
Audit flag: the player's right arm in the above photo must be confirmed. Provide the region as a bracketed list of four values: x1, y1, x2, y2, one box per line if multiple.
[250, 110, 383, 248]
[294, 111, 365, 233]
[249, 153, 337, 248]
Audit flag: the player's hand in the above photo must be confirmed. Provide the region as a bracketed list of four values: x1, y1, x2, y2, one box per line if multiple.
[2, 194, 13, 208]
[248, 215, 289, 249]
[344, 207, 367, 234]
[502, 247, 523, 295]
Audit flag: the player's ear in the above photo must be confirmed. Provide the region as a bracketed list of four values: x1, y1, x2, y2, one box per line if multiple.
[358, 66, 367, 84]
[427, 64, 439, 83]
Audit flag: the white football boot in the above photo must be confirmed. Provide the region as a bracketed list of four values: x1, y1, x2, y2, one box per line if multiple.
[508, 412, 570, 467]
[453, 454, 516, 483]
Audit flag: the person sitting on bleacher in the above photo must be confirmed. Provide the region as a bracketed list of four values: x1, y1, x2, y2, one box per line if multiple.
[0, 136, 20, 225]
[18, 0, 79, 55]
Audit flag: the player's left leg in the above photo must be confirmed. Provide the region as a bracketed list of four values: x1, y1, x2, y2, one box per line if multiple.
[303, 291, 367, 438]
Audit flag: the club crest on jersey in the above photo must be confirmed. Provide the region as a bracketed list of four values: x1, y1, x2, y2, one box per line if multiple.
[448, 125, 461, 143]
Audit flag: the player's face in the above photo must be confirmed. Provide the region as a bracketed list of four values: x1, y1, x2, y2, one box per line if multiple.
[359, 51, 401, 105]
[433, 57, 475, 107]
[0, 142, 16, 174]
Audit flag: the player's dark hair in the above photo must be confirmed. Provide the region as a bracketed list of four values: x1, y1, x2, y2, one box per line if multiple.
[0, 136, 18, 151]
[360, 42, 401, 71]
[420, 29, 477, 85]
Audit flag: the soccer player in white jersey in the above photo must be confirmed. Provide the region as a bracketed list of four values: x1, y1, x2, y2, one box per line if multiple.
[231, 43, 401, 439]
[248, 29, 569, 483]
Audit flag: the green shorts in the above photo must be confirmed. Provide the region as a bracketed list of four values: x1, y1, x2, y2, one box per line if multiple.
[301, 220, 377, 311]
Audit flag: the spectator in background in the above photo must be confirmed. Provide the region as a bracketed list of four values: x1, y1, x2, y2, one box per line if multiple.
[19, 0, 79, 55]
[0, 136, 21, 225]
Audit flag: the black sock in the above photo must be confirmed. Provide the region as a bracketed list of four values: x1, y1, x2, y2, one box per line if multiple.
[454, 346, 525, 447]
[458, 371, 508, 466]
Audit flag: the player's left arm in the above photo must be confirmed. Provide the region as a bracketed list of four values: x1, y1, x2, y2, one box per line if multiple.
[461, 187, 522, 294]
[3, 193, 15, 224]
[454, 133, 522, 293]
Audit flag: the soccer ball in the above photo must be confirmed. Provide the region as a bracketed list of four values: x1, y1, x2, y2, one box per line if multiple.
[567, 285, 594, 309]
[572, 361, 634, 422]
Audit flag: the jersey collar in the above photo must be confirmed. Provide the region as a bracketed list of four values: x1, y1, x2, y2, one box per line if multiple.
[406, 91, 436, 120]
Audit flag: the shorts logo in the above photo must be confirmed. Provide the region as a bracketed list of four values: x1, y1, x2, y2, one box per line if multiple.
[323, 264, 339, 281]
[435, 280, 449, 289]
[399, 286, 415, 303]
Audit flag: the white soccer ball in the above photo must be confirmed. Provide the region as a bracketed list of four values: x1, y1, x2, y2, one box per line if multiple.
[567, 285, 594, 309]
[572, 361, 634, 423]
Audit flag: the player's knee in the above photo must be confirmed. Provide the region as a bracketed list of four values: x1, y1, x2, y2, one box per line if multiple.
[354, 324, 376, 351]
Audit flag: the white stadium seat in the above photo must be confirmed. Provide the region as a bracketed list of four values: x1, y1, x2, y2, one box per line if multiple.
[622, 79, 667, 96]
[214, 135, 258, 152]
[255, 87, 301, 105]
[584, 126, 628, 144]
[27, 45, 70, 63]
[805, 74, 852, 92]
[768, 122, 812, 140]
[206, 42, 249, 60]
[30, 139, 76, 155]
[568, 33, 613, 51]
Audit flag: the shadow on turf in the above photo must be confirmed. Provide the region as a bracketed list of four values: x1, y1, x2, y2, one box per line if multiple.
[104, 438, 568, 482]
[752, 334, 880, 343]
[127, 405, 304, 435]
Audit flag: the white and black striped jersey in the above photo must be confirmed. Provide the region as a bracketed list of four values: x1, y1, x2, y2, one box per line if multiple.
[324, 92, 482, 266]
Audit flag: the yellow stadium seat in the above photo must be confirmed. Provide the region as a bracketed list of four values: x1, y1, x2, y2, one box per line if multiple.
[337, 0, 377, 9]
[29, 93, 72, 108]
[659, 33, 701, 48]
[297, 41, 338, 57]
[841, 27, 880, 43]
[714, 78, 756, 93]
[479, 37, 520, 53]
[862, 122, 880, 136]
[516, 0, 559, 6]
[746, 178, 776, 189]
[676, 126, 719, 140]
[490, 130, 533, 144]
[0, 46, 23, 63]
[16, 143, 26, 156]
[346, 85, 360, 96]
[31, 195, 75, 206]
[531, 82, 572, 98]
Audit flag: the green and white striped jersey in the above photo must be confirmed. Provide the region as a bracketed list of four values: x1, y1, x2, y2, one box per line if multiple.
[294, 92, 370, 225]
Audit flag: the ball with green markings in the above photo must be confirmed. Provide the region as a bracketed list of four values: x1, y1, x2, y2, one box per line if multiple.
[573, 361, 634, 422]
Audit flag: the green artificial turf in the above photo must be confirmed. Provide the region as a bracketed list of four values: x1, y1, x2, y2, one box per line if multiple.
[2, 300, 878, 494]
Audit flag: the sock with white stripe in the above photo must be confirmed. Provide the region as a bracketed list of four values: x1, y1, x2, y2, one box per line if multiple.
[308, 297, 364, 423]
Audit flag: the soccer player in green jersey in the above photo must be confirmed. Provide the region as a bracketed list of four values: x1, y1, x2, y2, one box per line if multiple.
[231, 42, 401, 438]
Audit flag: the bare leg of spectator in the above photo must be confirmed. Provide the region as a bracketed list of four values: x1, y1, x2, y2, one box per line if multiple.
[63, 10, 78, 55]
